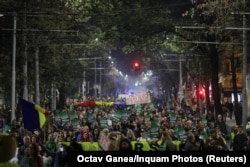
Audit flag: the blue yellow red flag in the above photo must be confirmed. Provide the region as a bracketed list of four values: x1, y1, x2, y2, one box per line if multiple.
[19, 98, 46, 130]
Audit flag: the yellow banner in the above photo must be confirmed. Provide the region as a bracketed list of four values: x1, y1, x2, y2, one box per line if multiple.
[95, 101, 113, 106]
[59, 140, 182, 151]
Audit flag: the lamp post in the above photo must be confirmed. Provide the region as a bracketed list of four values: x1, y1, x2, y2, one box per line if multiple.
[82, 71, 86, 101]
[242, 13, 248, 127]
[11, 12, 17, 122]
[99, 61, 102, 97]
[94, 60, 97, 97]
[231, 11, 250, 128]
[72, 57, 109, 98]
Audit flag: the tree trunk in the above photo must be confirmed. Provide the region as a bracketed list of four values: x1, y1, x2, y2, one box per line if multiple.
[231, 48, 239, 103]
[58, 87, 66, 111]
[209, 43, 221, 117]
[205, 80, 210, 112]
[230, 43, 239, 103]
[230, 46, 240, 124]
[35, 47, 40, 104]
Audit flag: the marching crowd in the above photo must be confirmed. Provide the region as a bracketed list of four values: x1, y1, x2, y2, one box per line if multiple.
[1, 97, 250, 167]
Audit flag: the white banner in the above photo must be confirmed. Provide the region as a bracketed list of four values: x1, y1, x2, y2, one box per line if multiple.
[126, 92, 151, 105]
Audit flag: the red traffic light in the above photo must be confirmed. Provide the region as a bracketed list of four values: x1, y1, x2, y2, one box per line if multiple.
[196, 88, 205, 99]
[132, 61, 140, 70]
[134, 62, 139, 67]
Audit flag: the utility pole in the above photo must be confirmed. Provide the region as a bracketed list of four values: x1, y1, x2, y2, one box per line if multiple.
[199, 61, 202, 115]
[94, 60, 97, 98]
[82, 71, 86, 101]
[22, 3, 28, 100]
[99, 61, 102, 97]
[11, 12, 17, 122]
[51, 81, 57, 111]
[175, 15, 250, 126]
[230, 10, 250, 127]
[35, 47, 40, 104]
[178, 54, 183, 109]
[242, 13, 248, 127]
[72, 57, 108, 98]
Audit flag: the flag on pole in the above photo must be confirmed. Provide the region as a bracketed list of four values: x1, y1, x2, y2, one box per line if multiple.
[19, 98, 46, 130]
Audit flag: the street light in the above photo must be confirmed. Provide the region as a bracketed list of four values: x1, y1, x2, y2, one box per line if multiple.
[11, 12, 17, 122]
[82, 71, 86, 101]
[72, 56, 110, 98]
[231, 10, 249, 128]
[242, 13, 248, 127]
[64, 43, 112, 98]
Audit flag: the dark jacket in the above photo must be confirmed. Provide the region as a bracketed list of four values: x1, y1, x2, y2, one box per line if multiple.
[233, 133, 248, 151]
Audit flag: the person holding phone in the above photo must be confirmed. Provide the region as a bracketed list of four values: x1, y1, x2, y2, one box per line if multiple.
[40, 143, 68, 167]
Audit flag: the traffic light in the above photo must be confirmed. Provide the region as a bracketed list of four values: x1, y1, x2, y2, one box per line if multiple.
[132, 61, 140, 71]
[196, 88, 205, 99]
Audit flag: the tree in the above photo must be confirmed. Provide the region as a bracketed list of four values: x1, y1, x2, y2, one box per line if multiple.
[1, 0, 248, 115]
[176, 0, 246, 116]
[0, 0, 89, 108]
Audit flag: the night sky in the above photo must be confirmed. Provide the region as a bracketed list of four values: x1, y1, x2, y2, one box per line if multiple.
[111, 50, 142, 76]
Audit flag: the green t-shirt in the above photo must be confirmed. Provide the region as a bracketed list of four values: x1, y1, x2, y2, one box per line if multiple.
[0, 162, 18, 167]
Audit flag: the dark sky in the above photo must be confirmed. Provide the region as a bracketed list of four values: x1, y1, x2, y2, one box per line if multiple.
[111, 50, 142, 76]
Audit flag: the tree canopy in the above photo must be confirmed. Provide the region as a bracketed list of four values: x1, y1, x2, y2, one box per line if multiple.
[0, 0, 249, 114]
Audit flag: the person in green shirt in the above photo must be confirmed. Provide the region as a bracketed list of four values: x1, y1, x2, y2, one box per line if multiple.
[229, 125, 238, 150]
[45, 134, 57, 152]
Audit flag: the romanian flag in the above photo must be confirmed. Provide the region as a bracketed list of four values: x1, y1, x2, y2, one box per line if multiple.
[19, 98, 46, 130]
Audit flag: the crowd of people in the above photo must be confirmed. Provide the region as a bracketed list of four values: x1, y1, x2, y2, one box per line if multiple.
[1, 97, 250, 167]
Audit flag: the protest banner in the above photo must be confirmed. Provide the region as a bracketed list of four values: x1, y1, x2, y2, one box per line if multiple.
[126, 92, 151, 105]
[98, 133, 114, 151]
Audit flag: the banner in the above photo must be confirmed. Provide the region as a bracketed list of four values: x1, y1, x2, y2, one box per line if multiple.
[69, 110, 80, 129]
[126, 92, 151, 105]
[118, 94, 129, 99]
[59, 140, 182, 151]
[98, 134, 113, 151]
[54, 111, 69, 124]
